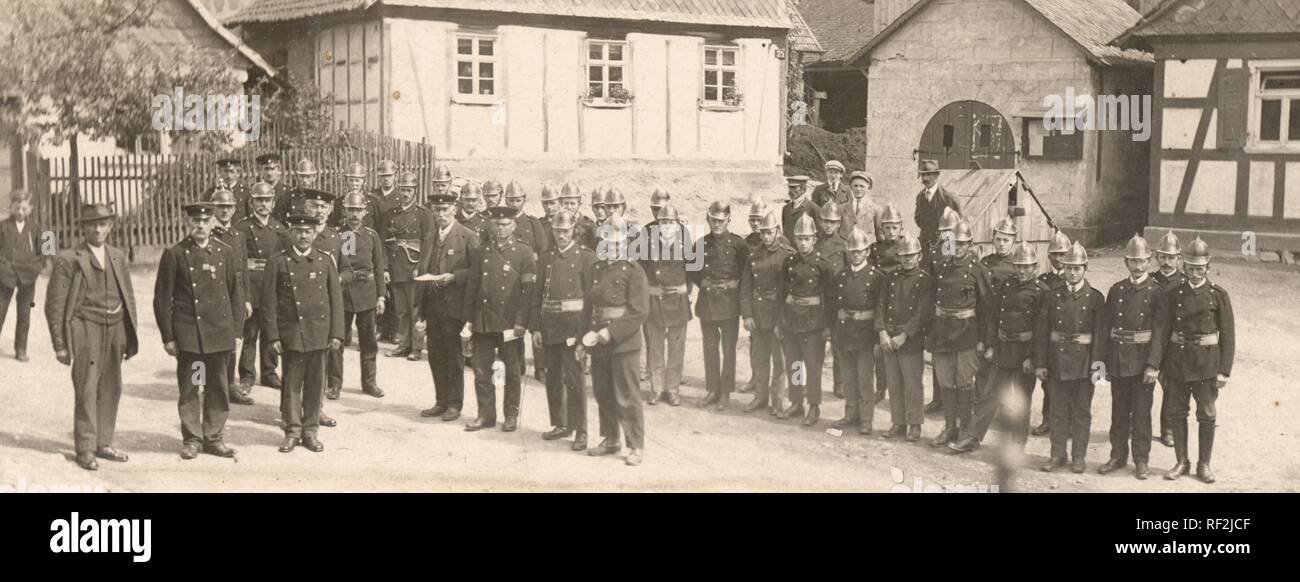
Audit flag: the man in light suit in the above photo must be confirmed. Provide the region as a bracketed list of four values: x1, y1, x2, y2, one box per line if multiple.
[844, 171, 880, 242]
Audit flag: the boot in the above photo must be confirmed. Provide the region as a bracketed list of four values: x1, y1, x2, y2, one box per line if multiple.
[831, 416, 860, 430]
[932, 388, 958, 447]
[930, 425, 958, 448]
[956, 390, 975, 435]
[801, 405, 820, 427]
[1197, 422, 1216, 484]
[1159, 428, 1175, 447]
[1164, 423, 1191, 480]
[360, 353, 381, 396]
[782, 402, 805, 420]
[743, 398, 768, 413]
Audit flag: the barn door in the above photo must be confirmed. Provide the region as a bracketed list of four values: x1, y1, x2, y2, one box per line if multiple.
[918, 101, 1016, 169]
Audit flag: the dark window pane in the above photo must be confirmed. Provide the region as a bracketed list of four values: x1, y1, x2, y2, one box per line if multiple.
[479, 40, 493, 56]
[609, 44, 623, 61]
[1262, 71, 1300, 91]
[1290, 100, 1300, 141]
[457, 61, 473, 78]
[590, 65, 603, 82]
[609, 66, 622, 83]
[610, 83, 623, 94]
[704, 50, 717, 66]
[704, 86, 718, 101]
[458, 79, 473, 94]
[590, 43, 603, 60]
[722, 50, 735, 66]
[722, 71, 735, 87]
[480, 80, 494, 95]
[457, 38, 473, 55]
[479, 62, 494, 78]
[943, 125, 955, 148]
[589, 83, 603, 98]
[1261, 99, 1282, 141]
[705, 70, 717, 85]
[978, 124, 992, 146]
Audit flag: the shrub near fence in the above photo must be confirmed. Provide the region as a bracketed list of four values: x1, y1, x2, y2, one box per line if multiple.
[31, 134, 437, 258]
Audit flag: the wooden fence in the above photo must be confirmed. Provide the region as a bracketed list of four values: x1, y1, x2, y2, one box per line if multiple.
[28, 134, 437, 257]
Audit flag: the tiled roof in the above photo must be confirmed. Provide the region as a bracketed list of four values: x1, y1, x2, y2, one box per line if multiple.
[852, 0, 1152, 67]
[228, 0, 793, 29]
[788, 0, 826, 54]
[1121, 0, 1300, 39]
[797, 0, 875, 65]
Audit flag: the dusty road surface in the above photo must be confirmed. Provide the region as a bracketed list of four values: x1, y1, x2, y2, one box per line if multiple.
[1, 253, 1296, 492]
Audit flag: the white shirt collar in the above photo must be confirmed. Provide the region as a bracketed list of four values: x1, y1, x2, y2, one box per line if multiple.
[558, 241, 575, 254]
[1130, 272, 1149, 285]
[851, 260, 869, 273]
[438, 221, 454, 239]
[293, 245, 311, 258]
[1068, 280, 1086, 294]
[88, 243, 106, 264]
[923, 185, 935, 201]
[13, 219, 25, 231]
[1189, 278, 1207, 289]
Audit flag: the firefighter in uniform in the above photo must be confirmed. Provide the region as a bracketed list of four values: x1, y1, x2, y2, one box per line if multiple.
[338, 192, 388, 398]
[263, 211, 344, 453]
[154, 202, 244, 459]
[235, 182, 289, 390]
[923, 207, 962, 414]
[927, 220, 993, 448]
[505, 180, 551, 380]
[457, 180, 488, 240]
[739, 199, 783, 396]
[583, 217, 650, 466]
[742, 209, 792, 416]
[641, 205, 692, 406]
[815, 200, 848, 399]
[870, 204, 904, 404]
[539, 183, 563, 240]
[559, 182, 597, 250]
[1152, 229, 1186, 448]
[878, 234, 932, 441]
[535, 210, 596, 450]
[415, 191, 480, 422]
[692, 201, 748, 410]
[385, 172, 433, 361]
[274, 158, 321, 224]
[256, 153, 290, 222]
[829, 227, 884, 435]
[482, 179, 505, 211]
[462, 206, 538, 433]
[429, 164, 454, 202]
[46, 203, 139, 471]
[1032, 229, 1072, 436]
[1035, 242, 1107, 473]
[778, 214, 835, 426]
[211, 157, 252, 220]
[782, 175, 821, 243]
[951, 241, 1045, 453]
[1155, 237, 1233, 484]
[207, 188, 255, 405]
[1097, 235, 1167, 480]
[374, 159, 401, 344]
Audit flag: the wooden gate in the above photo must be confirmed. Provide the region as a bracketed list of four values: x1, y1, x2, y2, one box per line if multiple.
[917, 100, 1016, 170]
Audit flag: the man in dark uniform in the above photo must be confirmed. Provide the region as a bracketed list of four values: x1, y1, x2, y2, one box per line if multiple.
[273, 158, 320, 224]
[829, 227, 884, 435]
[870, 204, 904, 404]
[456, 181, 488, 240]
[299, 192, 345, 417]
[235, 182, 289, 391]
[559, 182, 597, 250]
[1097, 235, 1167, 480]
[482, 179, 505, 210]
[914, 159, 962, 252]
[256, 153, 290, 222]
[738, 198, 774, 395]
[742, 209, 792, 416]
[1031, 229, 1072, 436]
[462, 205, 538, 432]
[415, 190, 480, 422]
[877, 234, 933, 442]
[505, 180, 551, 381]
[338, 192, 388, 398]
[212, 157, 252, 220]
[539, 183, 563, 239]
[815, 200, 848, 399]
[951, 242, 1045, 453]
[154, 202, 244, 459]
[385, 172, 433, 361]
[1035, 242, 1108, 473]
[583, 217, 650, 466]
[811, 160, 850, 209]
[45, 203, 139, 471]
[778, 214, 835, 426]
[1155, 237, 1233, 484]
[336, 162, 383, 237]
[1152, 229, 1186, 448]
[374, 159, 401, 344]
[534, 210, 596, 450]
[0, 189, 45, 363]
[649, 189, 671, 226]
[589, 187, 610, 225]
[922, 207, 962, 414]
[640, 205, 692, 406]
[208, 188, 255, 406]
[428, 164, 453, 204]
[263, 212, 344, 454]
[692, 201, 748, 410]
[782, 175, 821, 243]
[975, 216, 1018, 416]
[927, 220, 992, 448]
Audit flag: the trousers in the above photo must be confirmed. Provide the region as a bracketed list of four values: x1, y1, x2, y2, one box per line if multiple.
[783, 330, 826, 406]
[281, 349, 326, 438]
[591, 350, 644, 449]
[1108, 376, 1154, 463]
[426, 316, 466, 410]
[1048, 378, 1095, 461]
[177, 350, 231, 445]
[238, 308, 278, 384]
[543, 343, 586, 432]
[645, 322, 686, 396]
[701, 318, 739, 396]
[749, 327, 786, 404]
[471, 332, 523, 421]
[0, 281, 35, 353]
[70, 318, 126, 454]
[882, 350, 924, 426]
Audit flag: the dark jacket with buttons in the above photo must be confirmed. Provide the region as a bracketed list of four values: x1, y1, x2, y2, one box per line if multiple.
[1037, 269, 1067, 292]
[985, 277, 1047, 369]
[584, 259, 649, 357]
[815, 229, 848, 277]
[0, 216, 45, 288]
[339, 226, 387, 312]
[1034, 281, 1108, 382]
[777, 250, 836, 334]
[1153, 280, 1234, 382]
[927, 252, 992, 352]
[876, 267, 934, 354]
[870, 238, 901, 274]
[233, 215, 289, 312]
[740, 238, 793, 330]
[514, 213, 550, 253]
[463, 239, 537, 332]
[1105, 276, 1167, 378]
[416, 221, 479, 322]
[781, 198, 822, 243]
[535, 241, 597, 345]
[690, 231, 747, 322]
[154, 238, 245, 354]
[981, 251, 1017, 293]
[261, 247, 344, 353]
[385, 202, 433, 282]
[829, 261, 884, 352]
[210, 222, 248, 307]
[641, 228, 693, 327]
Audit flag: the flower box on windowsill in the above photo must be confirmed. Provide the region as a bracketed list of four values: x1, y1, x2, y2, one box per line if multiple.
[582, 99, 633, 109]
[451, 93, 501, 106]
[699, 101, 744, 112]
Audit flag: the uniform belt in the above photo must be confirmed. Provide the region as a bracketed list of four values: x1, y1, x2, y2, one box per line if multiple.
[998, 329, 1033, 342]
[786, 295, 821, 306]
[542, 298, 584, 313]
[595, 306, 626, 319]
[756, 291, 778, 301]
[838, 309, 875, 321]
[351, 271, 373, 281]
[648, 284, 688, 297]
[935, 306, 976, 319]
[1171, 331, 1218, 346]
[1110, 329, 1152, 344]
[702, 278, 739, 291]
[247, 258, 268, 272]
[1049, 332, 1092, 345]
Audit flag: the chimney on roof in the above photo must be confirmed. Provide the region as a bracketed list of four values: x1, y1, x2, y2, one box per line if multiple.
[874, 0, 923, 35]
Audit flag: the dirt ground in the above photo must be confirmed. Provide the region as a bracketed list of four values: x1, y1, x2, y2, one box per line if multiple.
[1, 252, 1296, 492]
